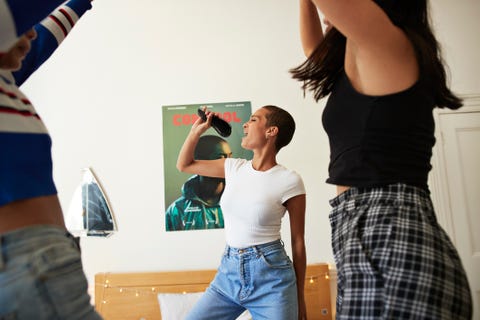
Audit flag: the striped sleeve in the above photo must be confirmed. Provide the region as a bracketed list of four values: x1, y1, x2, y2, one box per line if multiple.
[12, 0, 93, 85]
[0, 0, 65, 53]
[40, 3, 82, 45]
[38, 0, 92, 45]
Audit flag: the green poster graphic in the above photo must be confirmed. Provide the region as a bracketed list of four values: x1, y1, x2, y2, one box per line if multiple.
[162, 101, 253, 232]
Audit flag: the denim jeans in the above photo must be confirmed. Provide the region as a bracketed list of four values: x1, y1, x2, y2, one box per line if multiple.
[186, 239, 298, 320]
[0, 225, 102, 320]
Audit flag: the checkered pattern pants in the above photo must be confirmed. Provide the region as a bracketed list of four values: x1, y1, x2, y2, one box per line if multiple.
[329, 183, 472, 319]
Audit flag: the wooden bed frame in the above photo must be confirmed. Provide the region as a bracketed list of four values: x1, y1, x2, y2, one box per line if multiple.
[95, 263, 332, 320]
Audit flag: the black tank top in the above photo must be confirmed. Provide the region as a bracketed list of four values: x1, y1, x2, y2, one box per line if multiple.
[322, 70, 436, 190]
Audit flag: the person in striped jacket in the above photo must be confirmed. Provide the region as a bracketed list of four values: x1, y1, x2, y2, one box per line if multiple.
[0, 1, 103, 319]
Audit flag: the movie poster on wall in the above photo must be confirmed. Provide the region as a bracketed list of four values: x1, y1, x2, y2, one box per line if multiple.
[162, 101, 253, 232]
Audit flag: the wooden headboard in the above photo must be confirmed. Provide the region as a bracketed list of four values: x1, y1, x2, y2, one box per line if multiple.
[95, 263, 332, 320]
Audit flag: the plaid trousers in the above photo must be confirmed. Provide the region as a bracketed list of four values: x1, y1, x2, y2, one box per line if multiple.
[329, 183, 472, 319]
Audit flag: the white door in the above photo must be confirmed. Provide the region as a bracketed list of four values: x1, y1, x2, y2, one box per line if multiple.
[430, 97, 480, 320]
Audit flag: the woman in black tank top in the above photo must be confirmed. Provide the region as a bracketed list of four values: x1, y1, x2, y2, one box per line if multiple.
[290, 0, 473, 319]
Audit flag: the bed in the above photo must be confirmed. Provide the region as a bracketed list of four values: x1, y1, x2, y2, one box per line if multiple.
[95, 263, 333, 320]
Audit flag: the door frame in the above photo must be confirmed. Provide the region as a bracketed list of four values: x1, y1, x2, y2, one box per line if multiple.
[429, 94, 480, 243]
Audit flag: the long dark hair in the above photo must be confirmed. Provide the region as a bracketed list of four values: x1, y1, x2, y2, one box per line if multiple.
[290, 0, 462, 110]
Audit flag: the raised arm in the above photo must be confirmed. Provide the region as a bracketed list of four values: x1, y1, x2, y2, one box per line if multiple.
[13, 0, 93, 85]
[0, 0, 65, 53]
[286, 194, 307, 320]
[309, 0, 399, 49]
[299, 0, 324, 57]
[309, 0, 418, 95]
[176, 110, 226, 178]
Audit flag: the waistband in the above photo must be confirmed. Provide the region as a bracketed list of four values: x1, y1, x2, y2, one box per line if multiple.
[224, 239, 283, 257]
[0, 225, 80, 270]
[0, 225, 78, 251]
[329, 183, 430, 208]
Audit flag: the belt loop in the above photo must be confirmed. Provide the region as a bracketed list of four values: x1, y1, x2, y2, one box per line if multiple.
[253, 244, 261, 256]
[65, 231, 81, 253]
[224, 245, 230, 257]
[0, 236, 5, 271]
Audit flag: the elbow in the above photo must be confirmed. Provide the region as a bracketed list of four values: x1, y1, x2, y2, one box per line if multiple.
[176, 160, 193, 173]
[176, 163, 186, 172]
[291, 234, 306, 252]
[176, 159, 187, 172]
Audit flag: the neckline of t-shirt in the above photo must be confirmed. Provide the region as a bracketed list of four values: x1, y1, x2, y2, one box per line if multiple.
[248, 160, 280, 173]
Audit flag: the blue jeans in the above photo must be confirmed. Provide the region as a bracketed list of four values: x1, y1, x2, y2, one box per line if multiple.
[0, 225, 102, 320]
[186, 240, 298, 320]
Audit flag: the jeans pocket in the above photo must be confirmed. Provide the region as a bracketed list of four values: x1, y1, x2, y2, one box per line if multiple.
[31, 243, 93, 319]
[260, 248, 292, 269]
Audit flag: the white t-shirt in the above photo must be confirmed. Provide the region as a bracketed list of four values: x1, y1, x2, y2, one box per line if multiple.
[220, 158, 306, 248]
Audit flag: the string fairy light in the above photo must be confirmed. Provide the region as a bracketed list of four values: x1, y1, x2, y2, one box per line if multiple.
[95, 270, 333, 308]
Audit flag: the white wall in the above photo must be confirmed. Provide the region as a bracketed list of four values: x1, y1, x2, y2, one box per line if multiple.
[20, 0, 479, 293]
[430, 0, 480, 95]
[21, 0, 335, 289]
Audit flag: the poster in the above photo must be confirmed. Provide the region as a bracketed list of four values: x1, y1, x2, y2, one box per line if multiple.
[162, 101, 253, 232]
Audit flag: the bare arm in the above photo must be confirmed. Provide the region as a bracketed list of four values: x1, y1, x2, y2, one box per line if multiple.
[310, 0, 419, 95]
[299, 0, 324, 57]
[176, 110, 226, 178]
[309, 0, 398, 49]
[286, 194, 307, 320]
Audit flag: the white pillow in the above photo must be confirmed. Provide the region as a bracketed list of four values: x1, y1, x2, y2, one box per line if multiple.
[236, 310, 253, 320]
[157, 292, 204, 320]
[157, 292, 252, 320]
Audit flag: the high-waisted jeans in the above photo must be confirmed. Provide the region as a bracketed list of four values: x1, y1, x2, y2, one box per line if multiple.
[0, 225, 103, 320]
[186, 239, 298, 320]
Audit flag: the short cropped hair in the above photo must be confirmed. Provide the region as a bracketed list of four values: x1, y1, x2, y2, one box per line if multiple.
[262, 105, 295, 152]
